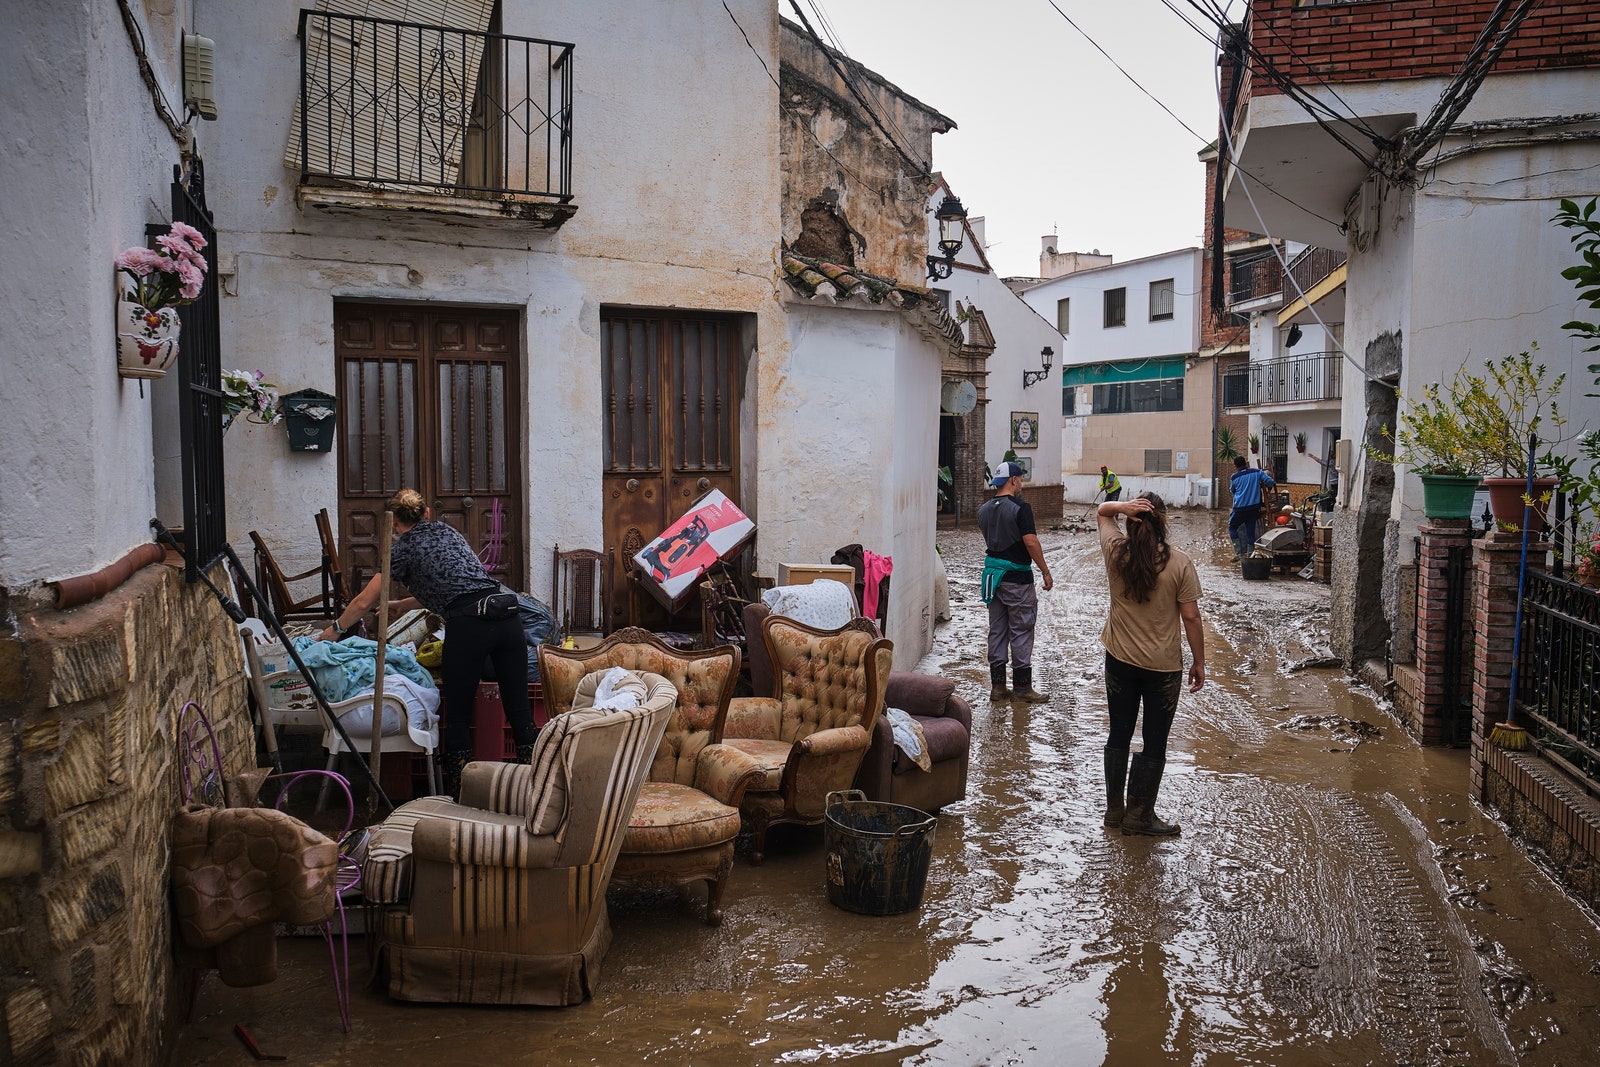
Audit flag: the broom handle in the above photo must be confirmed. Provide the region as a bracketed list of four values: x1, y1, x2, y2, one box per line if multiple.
[1504, 432, 1537, 726]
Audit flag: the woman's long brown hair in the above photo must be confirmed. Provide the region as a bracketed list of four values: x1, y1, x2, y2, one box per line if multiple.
[1112, 492, 1171, 603]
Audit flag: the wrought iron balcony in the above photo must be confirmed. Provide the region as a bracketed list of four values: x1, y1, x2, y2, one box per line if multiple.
[1221, 352, 1342, 409]
[1286, 245, 1347, 299]
[1227, 253, 1282, 306]
[294, 9, 573, 214]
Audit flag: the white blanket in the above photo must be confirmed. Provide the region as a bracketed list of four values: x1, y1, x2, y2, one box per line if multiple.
[762, 579, 857, 630]
[592, 666, 644, 711]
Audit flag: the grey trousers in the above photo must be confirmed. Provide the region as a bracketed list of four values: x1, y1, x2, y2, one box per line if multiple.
[987, 579, 1037, 669]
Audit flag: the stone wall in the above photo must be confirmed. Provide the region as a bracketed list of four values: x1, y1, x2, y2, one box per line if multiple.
[0, 557, 251, 1065]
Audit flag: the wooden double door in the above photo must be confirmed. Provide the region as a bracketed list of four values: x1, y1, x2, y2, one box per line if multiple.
[335, 302, 523, 594]
[601, 310, 743, 628]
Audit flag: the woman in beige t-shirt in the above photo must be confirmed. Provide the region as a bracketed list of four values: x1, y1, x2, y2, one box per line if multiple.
[1096, 493, 1205, 836]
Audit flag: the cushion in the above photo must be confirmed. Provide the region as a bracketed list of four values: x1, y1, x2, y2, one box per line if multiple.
[899, 715, 969, 770]
[621, 782, 742, 854]
[886, 670, 956, 717]
[718, 737, 792, 792]
[362, 795, 492, 904]
[524, 707, 615, 834]
[761, 580, 856, 631]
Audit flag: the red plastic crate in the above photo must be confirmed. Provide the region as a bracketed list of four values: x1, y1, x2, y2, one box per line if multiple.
[472, 681, 547, 762]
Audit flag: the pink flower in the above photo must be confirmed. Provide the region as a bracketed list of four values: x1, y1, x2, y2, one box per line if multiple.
[115, 247, 166, 276]
[169, 221, 208, 251]
[157, 232, 205, 267]
[176, 259, 204, 300]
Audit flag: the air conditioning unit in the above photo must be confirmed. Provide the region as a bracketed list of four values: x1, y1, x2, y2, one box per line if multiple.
[183, 34, 218, 120]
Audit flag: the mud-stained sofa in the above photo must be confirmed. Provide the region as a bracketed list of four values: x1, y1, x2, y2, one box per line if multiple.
[360, 677, 673, 1005]
[721, 615, 894, 862]
[537, 628, 762, 924]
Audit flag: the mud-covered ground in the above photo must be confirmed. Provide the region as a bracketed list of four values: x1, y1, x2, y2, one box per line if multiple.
[175, 510, 1600, 1066]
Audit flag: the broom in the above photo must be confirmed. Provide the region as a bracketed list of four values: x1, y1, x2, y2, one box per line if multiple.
[1489, 432, 1537, 751]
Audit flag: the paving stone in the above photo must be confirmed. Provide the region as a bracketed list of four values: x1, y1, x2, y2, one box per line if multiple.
[44, 720, 106, 818]
[5, 984, 52, 1063]
[44, 861, 125, 950]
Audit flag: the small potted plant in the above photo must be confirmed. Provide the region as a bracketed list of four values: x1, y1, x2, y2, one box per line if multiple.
[1462, 347, 1569, 530]
[1368, 368, 1485, 520]
[1249, 432, 1260, 456]
[114, 222, 208, 379]
[1294, 431, 1308, 454]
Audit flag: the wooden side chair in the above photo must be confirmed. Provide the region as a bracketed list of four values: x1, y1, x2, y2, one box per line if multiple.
[552, 545, 611, 643]
[313, 508, 352, 617]
[250, 530, 337, 623]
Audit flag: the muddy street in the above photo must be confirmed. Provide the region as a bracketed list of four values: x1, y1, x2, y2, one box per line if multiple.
[176, 510, 1600, 1066]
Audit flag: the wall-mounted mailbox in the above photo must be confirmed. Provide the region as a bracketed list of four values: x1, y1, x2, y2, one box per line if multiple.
[281, 388, 337, 453]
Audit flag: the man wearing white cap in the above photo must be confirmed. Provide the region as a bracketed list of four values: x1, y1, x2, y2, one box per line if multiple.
[977, 461, 1054, 703]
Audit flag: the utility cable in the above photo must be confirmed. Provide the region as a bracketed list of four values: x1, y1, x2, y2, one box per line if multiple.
[803, 0, 924, 174]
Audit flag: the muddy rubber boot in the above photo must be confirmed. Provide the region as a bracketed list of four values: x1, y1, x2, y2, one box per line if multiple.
[1121, 753, 1180, 836]
[989, 662, 1011, 702]
[1013, 665, 1050, 704]
[1103, 747, 1129, 828]
[441, 749, 472, 800]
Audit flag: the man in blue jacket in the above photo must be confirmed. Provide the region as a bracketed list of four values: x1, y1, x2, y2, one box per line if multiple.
[1228, 456, 1276, 559]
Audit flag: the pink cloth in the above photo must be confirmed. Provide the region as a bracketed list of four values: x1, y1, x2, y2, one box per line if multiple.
[862, 550, 893, 622]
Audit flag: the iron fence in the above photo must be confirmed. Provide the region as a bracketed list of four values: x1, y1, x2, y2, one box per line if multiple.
[1228, 253, 1281, 305]
[1286, 245, 1346, 297]
[171, 163, 228, 578]
[1518, 570, 1600, 789]
[296, 9, 573, 200]
[1224, 353, 1343, 408]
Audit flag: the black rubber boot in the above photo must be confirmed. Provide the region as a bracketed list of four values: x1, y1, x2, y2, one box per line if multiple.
[990, 662, 1010, 702]
[441, 749, 472, 800]
[1121, 753, 1180, 836]
[1103, 747, 1129, 828]
[1013, 665, 1049, 704]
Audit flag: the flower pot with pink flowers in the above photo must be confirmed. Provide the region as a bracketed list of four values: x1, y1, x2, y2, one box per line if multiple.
[114, 222, 208, 379]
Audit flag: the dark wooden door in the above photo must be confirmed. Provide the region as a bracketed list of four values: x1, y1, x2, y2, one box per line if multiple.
[335, 302, 523, 595]
[601, 311, 741, 628]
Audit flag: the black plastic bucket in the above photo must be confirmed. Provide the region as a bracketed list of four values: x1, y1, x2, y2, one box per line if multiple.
[1241, 555, 1272, 581]
[824, 789, 937, 915]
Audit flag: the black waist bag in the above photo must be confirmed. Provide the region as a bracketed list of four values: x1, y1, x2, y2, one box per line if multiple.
[477, 591, 518, 620]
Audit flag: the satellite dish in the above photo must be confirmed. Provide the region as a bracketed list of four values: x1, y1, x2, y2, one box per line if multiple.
[941, 379, 978, 415]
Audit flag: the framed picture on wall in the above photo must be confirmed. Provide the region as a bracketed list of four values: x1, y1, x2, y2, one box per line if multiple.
[1011, 411, 1040, 450]
[1013, 456, 1033, 480]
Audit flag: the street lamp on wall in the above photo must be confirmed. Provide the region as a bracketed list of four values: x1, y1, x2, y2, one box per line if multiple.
[1023, 346, 1054, 388]
[926, 195, 969, 280]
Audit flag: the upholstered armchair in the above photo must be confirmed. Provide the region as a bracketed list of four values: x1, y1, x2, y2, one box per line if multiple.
[361, 683, 674, 1006]
[721, 615, 893, 862]
[856, 671, 972, 813]
[538, 628, 762, 924]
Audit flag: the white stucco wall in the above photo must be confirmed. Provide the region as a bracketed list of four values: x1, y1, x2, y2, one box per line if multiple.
[1019, 248, 1202, 368]
[0, 1, 205, 588]
[199, 0, 784, 597]
[772, 303, 940, 666]
[932, 199, 1065, 486]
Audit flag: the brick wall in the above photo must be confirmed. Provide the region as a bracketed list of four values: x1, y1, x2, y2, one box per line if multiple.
[1406, 520, 1476, 745]
[1249, 0, 1600, 91]
[0, 560, 252, 1064]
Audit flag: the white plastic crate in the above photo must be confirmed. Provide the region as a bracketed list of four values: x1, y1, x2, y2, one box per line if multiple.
[242, 623, 321, 730]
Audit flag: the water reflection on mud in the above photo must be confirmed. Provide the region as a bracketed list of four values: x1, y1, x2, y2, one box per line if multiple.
[176, 511, 1600, 1067]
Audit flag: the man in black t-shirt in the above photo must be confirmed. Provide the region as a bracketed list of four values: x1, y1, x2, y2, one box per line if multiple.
[977, 462, 1054, 704]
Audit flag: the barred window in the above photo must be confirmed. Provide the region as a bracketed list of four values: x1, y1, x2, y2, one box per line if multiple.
[1103, 287, 1126, 328]
[1149, 278, 1175, 321]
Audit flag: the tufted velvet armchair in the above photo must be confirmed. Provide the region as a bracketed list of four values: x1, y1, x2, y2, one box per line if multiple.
[721, 615, 894, 862]
[537, 628, 762, 924]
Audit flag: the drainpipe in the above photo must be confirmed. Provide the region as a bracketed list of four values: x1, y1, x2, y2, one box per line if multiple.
[50, 542, 168, 610]
[1211, 354, 1221, 509]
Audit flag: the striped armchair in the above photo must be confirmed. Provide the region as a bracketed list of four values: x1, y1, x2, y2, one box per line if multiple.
[361, 677, 674, 1006]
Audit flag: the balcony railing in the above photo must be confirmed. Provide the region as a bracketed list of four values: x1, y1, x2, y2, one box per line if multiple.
[294, 9, 573, 202]
[1228, 254, 1282, 306]
[1221, 352, 1342, 409]
[1287, 245, 1347, 299]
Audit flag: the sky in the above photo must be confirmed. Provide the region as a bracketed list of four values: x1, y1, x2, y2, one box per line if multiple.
[804, 0, 1241, 278]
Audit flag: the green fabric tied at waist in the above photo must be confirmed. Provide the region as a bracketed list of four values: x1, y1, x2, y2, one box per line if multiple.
[981, 556, 1033, 604]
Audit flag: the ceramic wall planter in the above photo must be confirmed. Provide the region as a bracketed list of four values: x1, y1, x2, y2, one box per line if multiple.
[1417, 473, 1482, 520]
[1482, 476, 1559, 532]
[117, 296, 181, 379]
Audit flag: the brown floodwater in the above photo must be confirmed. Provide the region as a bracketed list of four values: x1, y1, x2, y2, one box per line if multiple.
[173, 511, 1600, 1066]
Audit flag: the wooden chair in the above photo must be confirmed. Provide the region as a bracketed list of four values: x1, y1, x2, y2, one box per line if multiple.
[313, 508, 352, 616]
[250, 529, 339, 623]
[551, 545, 611, 643]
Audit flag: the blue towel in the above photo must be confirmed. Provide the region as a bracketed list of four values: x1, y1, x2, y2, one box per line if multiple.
[291, 636, 436, 704]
